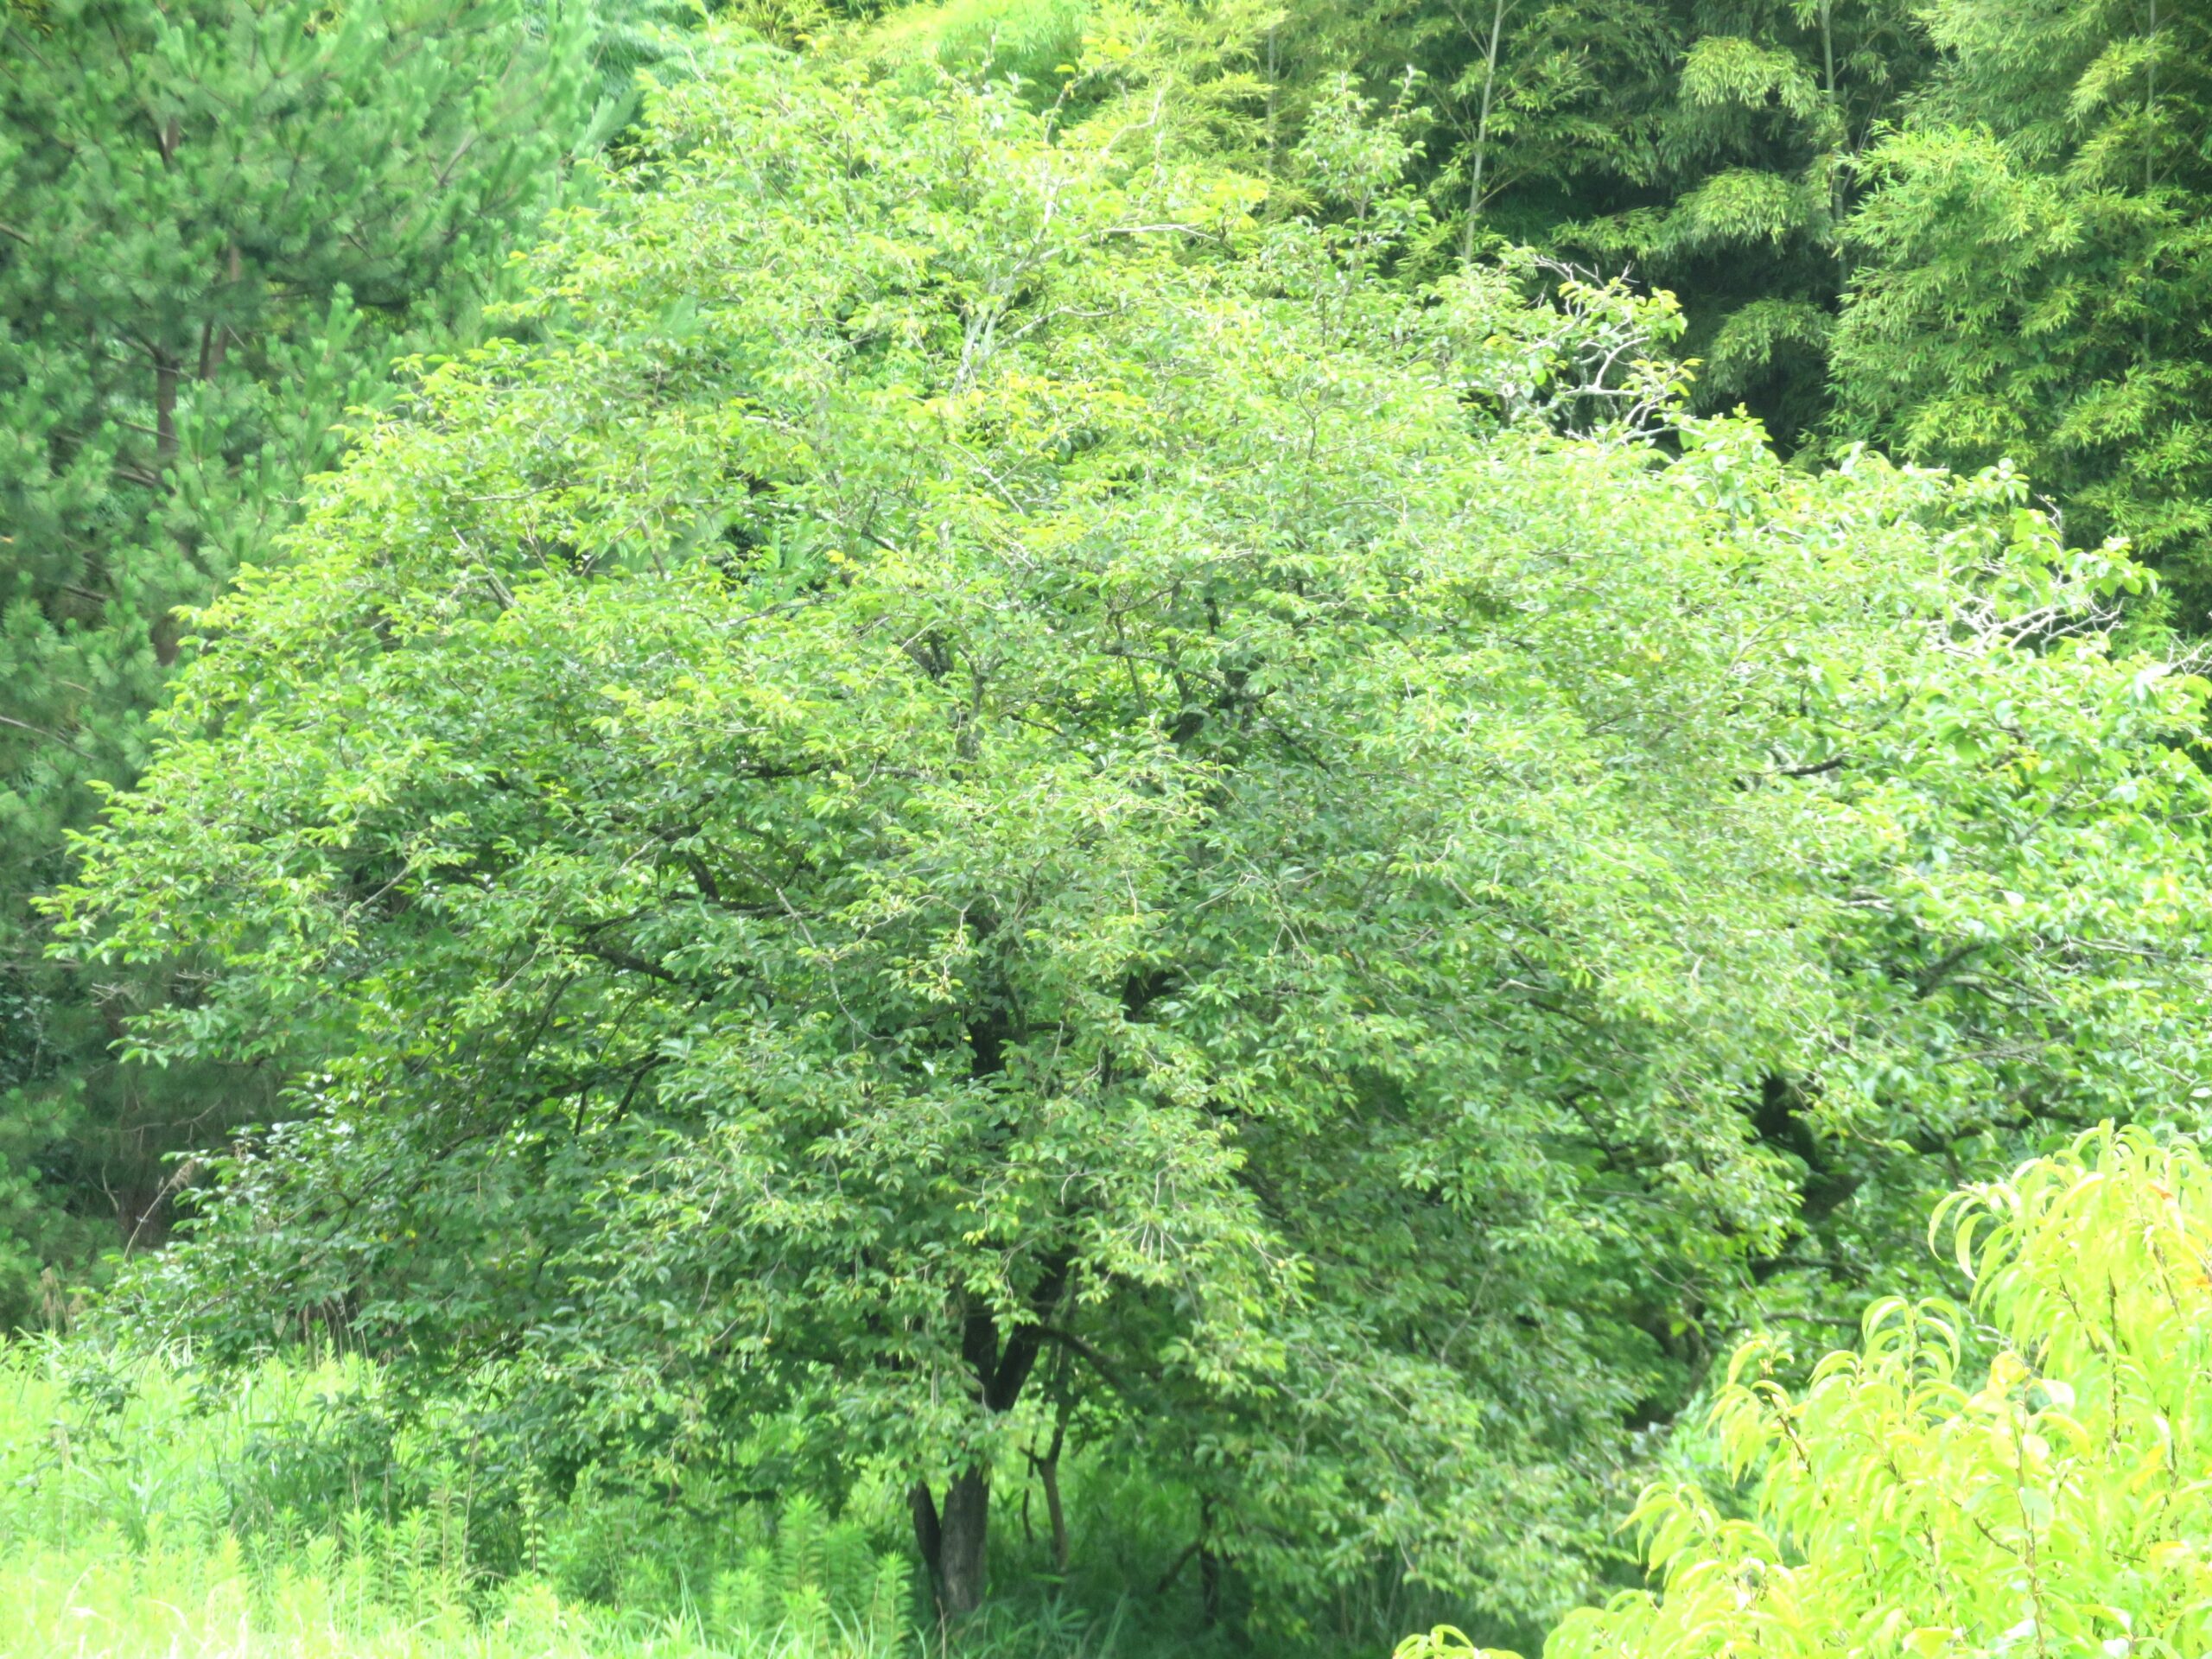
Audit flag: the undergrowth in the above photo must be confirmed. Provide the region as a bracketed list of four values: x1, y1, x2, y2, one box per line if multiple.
[0, 1340, 1313, 1659]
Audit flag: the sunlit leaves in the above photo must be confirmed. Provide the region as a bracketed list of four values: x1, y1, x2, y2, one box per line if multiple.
[1546, 1128, 2212, 1659]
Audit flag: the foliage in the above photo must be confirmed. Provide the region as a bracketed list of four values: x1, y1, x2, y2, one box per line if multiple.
[0, 1335, 1271, 1659]
[1205, 0, 1924, 443]
[1104, 0, 2212, 570]
[1094, 0, 2209, 512]
[48, 19, 2212, 1630]
[1830, 0, 2212, 625]
[1512, 1125, 2212, 1659]
[0, 0, 644, 1325]
[0, 1338, 922, 1656]
[7, 0, 2211, 1385]
[1555, 0, 1931, 438]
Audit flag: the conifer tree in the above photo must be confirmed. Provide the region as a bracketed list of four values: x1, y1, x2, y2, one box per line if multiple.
[0, 0, 596, 1324]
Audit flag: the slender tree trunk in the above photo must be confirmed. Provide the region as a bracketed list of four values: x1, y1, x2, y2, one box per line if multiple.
[152, 108, 182, 470]
[197, 244, 244, 383]
[154, 351, 179, 468]
[2143, 0, 2158, 358]
[1461, 0, 1509, 266]
[1264, 22, 1281, 181]
[2145, 0, 2158, 194]
[910, 1481, 941, 1584]
[1035, 1414, 1069, 1572]
[1155, 1494, 1220, 1622]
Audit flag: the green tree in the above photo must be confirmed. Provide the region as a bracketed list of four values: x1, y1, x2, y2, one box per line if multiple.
[1493, 0, 1927, 444]
[0, 0, 603, 1323]
[1324, 0, 1678, 261]
[54, 36, 2212, 1624]
[1831, 0, 2212, 623]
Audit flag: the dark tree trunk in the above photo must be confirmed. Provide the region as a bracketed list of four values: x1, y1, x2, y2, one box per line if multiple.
[909, 1481, 941, 1580]
[1156, 1495, 1219, 1624]
[912, 1467, 994, 1618]
[154, 352, 178, 467]
[910, 1257, 1074, 1618]
[938, 1465, 990, 1617]
[1038, 1423, 1069, 1573]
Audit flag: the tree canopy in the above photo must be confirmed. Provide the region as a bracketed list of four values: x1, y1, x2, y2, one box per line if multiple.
[49, 30, 2212, 1622]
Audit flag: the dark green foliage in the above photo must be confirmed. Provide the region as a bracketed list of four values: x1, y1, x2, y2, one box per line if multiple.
[1830, 0, 2212, 621]
[1281, 0, 2212, 600]
[1213, 1, 1927, 444]
[1552, 1, 1930, 442]
[1150, 0, 2207, 533]
[0, 0, 608, 1325]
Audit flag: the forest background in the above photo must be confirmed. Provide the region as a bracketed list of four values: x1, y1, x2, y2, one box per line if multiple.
[3, 0, 2212, 1653]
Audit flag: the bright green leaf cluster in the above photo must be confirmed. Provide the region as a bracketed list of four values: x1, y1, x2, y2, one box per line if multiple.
[1537, 1125, 2212, 1659]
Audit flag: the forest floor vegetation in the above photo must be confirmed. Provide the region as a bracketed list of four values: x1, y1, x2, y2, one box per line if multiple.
[0, 1341, 1418, 1659]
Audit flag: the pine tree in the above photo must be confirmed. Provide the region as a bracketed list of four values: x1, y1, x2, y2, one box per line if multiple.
[0, 0, 596, 1325]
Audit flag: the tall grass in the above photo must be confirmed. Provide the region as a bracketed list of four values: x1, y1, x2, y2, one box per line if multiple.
[0, 1341, 916, 1657]
[0, 1341, 1284, 1659]
[0, 1338, 1491, 1657]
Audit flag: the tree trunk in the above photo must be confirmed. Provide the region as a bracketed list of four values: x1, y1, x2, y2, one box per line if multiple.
[1028, 1409, 1070, 1573]
[2145, 0, 2158, 194]
[1197, 1494, 1218, 1627]
[1040, 1444, 1069, 1573]
[1818, 0, 1848, 285]
[155, 352, 179, 468]
[915, 1465, 989, 1618]
[910, 1480, 941, 1584]
[911, 1467, 994, 1618]
[910, 1261, 1071, 1618]
[1264, 23, 1281, 181]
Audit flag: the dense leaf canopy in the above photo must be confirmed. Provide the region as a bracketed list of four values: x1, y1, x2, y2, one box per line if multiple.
[50, 27, 2212, 1623]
